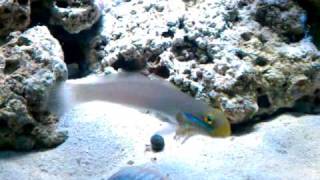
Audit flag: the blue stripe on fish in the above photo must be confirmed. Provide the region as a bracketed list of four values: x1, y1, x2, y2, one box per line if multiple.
[182, 112, 214, 132]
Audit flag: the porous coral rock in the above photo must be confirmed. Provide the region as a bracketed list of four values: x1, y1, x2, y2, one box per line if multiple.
[88, 0, 320, 124]
[87, 0, 184, 73]
[0, 26, 68, 150]
[50, 0, 103, 34]
[0, 0, 31, 37]
[254, 0, 307, 42]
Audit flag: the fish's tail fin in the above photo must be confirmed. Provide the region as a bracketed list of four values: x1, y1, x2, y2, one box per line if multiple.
[45, 81, 77, 117]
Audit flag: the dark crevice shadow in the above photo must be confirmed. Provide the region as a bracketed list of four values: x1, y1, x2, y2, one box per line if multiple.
[49, 16, 105, 79]
[231, 108, 317, 136]
[0, 151, 31, 160]
[232, 93, 320, 136]
[0, 147, 56, 160]
[29, 0, 105, 79]
[296, 0, 320, 48]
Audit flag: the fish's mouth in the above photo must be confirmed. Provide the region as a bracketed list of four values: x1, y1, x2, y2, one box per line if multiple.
[211, 118, 231, 137]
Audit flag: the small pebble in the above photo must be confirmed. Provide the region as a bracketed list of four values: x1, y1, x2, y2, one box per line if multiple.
[150, 134, 165, 152]
[151, 157, 157, 162]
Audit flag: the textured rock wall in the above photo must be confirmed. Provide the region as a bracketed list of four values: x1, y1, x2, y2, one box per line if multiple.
[50, 0, 103, 33]
[0, 0, 105, 150]
[0, 26, 68, 150]
[0, 0, 103, 37]
[88, 0, 320, 123]
[0, 0, 31, 37]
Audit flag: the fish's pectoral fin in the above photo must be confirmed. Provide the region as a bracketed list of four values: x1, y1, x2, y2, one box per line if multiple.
[174, 126, 195, 144]
[174, 126, 188, 138]
[180, 135, 193, 144]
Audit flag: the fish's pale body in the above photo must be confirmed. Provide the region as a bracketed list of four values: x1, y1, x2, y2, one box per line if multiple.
[47, 72, 231, 139]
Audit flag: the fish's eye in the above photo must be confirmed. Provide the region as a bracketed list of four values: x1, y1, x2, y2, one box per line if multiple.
[205, 115, 215, 124]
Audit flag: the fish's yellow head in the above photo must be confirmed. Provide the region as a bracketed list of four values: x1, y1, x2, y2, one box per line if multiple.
[176, 108, 231, 138]
[203, 108, 231, 137]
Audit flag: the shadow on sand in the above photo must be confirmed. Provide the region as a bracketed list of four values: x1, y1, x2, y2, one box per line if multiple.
[232, 109, 317, 136]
